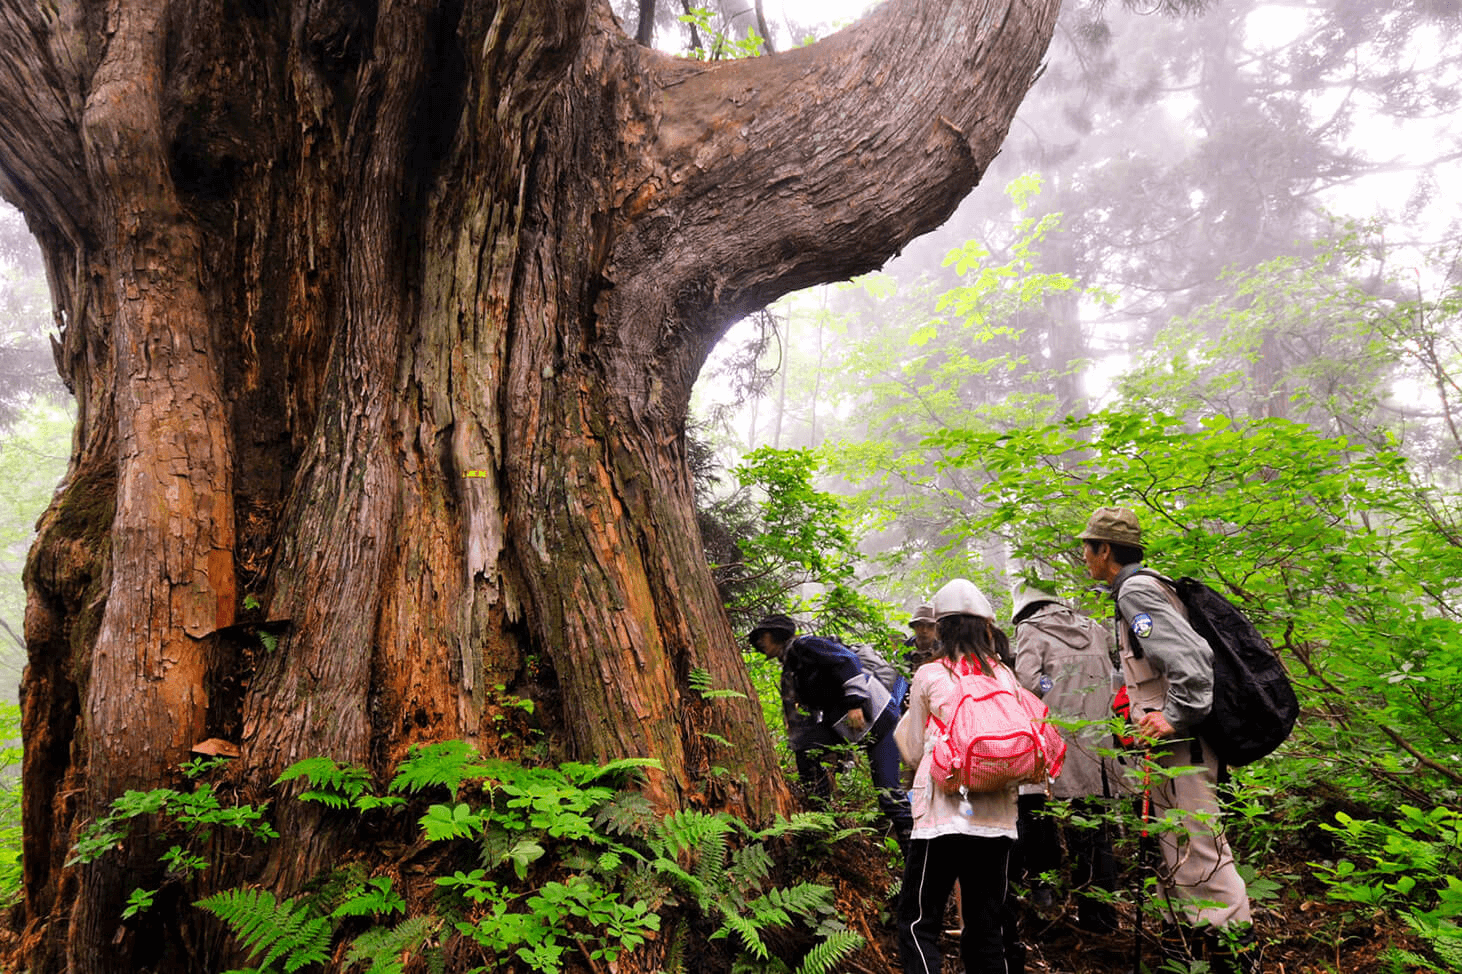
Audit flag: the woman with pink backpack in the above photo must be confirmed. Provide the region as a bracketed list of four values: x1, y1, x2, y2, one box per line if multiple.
[894, 578, 1058, 974]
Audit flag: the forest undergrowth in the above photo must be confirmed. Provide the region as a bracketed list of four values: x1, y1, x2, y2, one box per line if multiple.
[820, 779, 1444, 974]
[0, 701, 1452, 974]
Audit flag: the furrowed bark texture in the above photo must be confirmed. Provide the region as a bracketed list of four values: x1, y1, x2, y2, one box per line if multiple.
[0, 0, 1058, 968]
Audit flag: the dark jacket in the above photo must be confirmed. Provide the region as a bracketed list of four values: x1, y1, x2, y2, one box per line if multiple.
[779, 635, 875, 749]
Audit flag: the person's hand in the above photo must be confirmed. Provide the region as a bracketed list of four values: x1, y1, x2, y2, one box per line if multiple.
[844, 708, 867, 733]
[1137, 710, 1175, 742]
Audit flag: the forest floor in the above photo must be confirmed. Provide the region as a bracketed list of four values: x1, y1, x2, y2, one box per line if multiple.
[825, 828, 1430, 974]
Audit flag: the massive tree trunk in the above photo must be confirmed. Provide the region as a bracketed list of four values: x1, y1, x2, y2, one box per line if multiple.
[0, 0, 1058, 969]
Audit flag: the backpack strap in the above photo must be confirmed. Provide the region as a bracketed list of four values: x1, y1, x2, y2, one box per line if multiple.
[1110, 568, 1177, 660]
[1111, 573, 1210, 768]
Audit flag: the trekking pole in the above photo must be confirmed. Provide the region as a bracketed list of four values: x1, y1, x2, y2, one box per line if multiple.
[1132, 756, 1152, 974]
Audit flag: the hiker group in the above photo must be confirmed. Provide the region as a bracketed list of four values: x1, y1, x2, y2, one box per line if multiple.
[749, 505, 1296, 974]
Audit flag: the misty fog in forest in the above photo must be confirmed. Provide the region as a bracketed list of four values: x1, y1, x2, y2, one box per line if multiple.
[1, 0, 1458, 693]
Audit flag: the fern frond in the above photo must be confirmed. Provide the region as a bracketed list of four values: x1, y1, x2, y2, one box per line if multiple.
[388, 740, 491, 798]
[727, 844, 773, 891]
[687, 668, 714, 695]
[753, 811, 838, 841]
[344, 916, 441, 974]
[651, 858, 706, 901]
[197, 887, 331, 973]
[662, 918, 689, 974]
[795, 930, 865, 974]
[275, 756, 372, 804]
[746, 892, 791, 930]
[559, 757, 663, 788]
[690, 824, 729, 892]
[715, 910, 768, 959]
[331, 876, 406, 919]
[688, 667, 748, 700]
[654, 809, 737, 860]
[761, 882, 837, 921]
[593, 791, 657, 838]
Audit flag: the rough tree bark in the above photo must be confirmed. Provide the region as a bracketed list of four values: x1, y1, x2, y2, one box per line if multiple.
[0, 0, 1058, 969]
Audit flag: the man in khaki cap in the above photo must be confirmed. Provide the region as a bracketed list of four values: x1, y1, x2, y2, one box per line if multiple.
[1078, 507, 1256, 972]
[903, 603, 940, 671]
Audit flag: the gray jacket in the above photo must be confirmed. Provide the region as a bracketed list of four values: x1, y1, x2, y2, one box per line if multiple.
[1111, 566, 1214, 733]
[1014, 602, 1116, 799]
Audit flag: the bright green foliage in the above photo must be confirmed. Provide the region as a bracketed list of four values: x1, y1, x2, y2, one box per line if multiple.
[678, 6, 765, 60]
[0, 702, 20, 908]
[811, 178, 1101, 605]
[68, 744, 863, 973]
[70, 775, 278, 871]
[1313, 806, 1462, 971]
[413, 756, 858, 973]
[389, 739, 495, 798]
[343, 916, 441, 974]
[121, 886, 156, 919]
[0, 398, 71, 690]
[690, 666, 749, 700]
[195, 888, 332, 973]
[276, 755, 404, 812]
[727, 445, 894, 645]
[928, 407, 1462, 805]
[329, 876, 405, 919]
[789, 928, 865, 974]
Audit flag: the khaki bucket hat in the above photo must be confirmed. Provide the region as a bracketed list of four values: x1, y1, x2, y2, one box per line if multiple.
[1077, 506, 1144, 549]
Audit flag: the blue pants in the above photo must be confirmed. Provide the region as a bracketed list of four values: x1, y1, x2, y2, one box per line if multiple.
[794, 706, 912, 845]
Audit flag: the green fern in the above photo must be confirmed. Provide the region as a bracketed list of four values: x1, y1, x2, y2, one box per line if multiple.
[753, 811, 839, 841]
[795, 929, 865, 974]
[343, 916, 441, 974]
[688, 667, 748, 701]
[761, 882, 837, 919]
[652, 857, 706, 900]
[655, 809, 739, 861]
[275, 756, 373, 810]
[388, 740, 492, 798]
[1403, 913, 1462, 969]
[196, 887, 331, 973]
[662, 918, 689, 974]
[593, 790, 658, 837]
[727, 844, 773, 891]
[330, 876, 405, 919]
[559, 757, 663, 788]
[714, 909, 769, 959]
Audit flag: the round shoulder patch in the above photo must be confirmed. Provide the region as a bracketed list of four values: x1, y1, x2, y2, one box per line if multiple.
[1130, 612, 1154, 639]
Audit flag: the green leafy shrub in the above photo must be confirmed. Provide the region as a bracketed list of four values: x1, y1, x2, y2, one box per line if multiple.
[68, 742, 866, 973]
[1313, 805, 1462, 971]
[0, 702, 20, 909]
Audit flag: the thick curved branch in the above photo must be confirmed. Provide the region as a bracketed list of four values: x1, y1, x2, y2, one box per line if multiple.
[606, 0, 1059, 362]
[0, 0, 94, 246]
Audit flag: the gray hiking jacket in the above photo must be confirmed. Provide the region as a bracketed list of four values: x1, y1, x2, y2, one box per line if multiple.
[1111, 566, 1214, 734]
[1014, 602, 1117, 799]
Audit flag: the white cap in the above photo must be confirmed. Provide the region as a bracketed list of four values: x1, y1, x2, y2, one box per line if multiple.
[1010, 582, 1066, 621]
[932, 578, 995, 621]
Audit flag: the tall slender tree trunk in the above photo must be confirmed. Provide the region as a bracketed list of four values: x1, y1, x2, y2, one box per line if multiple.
[0, 0, 1059, 969]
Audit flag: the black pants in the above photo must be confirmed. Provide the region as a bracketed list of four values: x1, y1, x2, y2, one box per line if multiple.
[898, 833, 1014, 974]
[1016, 793, 1118, 932]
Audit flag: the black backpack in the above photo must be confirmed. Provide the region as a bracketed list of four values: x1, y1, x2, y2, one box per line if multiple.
[1116, 571, 1299, 768]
